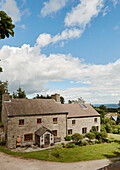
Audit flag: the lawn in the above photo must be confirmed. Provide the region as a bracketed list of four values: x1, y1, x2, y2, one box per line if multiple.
[108, 133, 120, 141]
[0, 142, 120, 162]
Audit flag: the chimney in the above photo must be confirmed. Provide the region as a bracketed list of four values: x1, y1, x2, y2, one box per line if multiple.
[51, 93, 60, 103]
[2, 92, 10, 102]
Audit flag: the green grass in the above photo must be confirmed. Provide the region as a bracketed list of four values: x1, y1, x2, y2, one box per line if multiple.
[108, 133, 120, 141]
[1, 142, 120, 162]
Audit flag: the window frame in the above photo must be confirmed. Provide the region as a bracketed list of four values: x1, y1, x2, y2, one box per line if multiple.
[53, 118, 57, 124]
[24, 133, 33, 141]
[72, 120, 76, 125]
[19, 119, 24, 125]
[94, 118, 97, 122]
[37, 118, 42, 124]
[52, 130, 57, 136]
[82, 127, 87, 134]
[68, 129, 72, 135]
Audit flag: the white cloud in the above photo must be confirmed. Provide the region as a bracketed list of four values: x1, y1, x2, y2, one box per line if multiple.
[36, 28, 83, 48]
[65, 0, 104, 28]
[102, 6, 109, 17]
[41, 0, 68, 17]
[1, 35, 120, 104]
[0, 0, 21, 23]
[17, 24, 26, 30]
[112, 0, 118, 7]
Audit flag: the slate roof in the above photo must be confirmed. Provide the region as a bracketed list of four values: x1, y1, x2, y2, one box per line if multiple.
[35, 126, 53, 137]
[4, 99, 68, 117]
[62, 104, 100, 118]
[4, 99, 100, 118]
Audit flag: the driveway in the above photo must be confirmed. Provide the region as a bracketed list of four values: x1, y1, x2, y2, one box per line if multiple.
[0, 151, 120, 170]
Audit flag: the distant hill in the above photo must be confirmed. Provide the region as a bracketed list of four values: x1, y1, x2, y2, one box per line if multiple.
[93, 104, 118, 108]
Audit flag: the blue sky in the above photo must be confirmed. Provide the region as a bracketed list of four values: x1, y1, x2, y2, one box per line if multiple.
[0, 0, 120, 104]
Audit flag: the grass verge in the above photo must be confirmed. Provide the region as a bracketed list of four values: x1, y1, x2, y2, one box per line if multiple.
[0, 142, 120, 162]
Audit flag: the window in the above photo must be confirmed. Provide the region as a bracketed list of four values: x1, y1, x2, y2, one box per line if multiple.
[53, 118, 57, 124]
[68, 129, 72, 135]
[52, 130, 57, 136]
[72, 120, 76, 125]
[37, 118, 42, 124]
[24, 133, 33, 141]
[82, 127, 87, 134]
[94, 118, 97, 122]
[19, 119, 24, 125]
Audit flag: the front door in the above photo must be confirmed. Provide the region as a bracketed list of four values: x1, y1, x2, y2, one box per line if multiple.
[44, 134, 50, 146]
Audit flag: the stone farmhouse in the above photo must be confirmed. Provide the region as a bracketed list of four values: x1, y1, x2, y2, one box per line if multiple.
[1, 93, 100, 149]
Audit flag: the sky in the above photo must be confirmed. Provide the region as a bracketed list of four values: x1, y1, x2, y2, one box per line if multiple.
[0, 0, 120, 104]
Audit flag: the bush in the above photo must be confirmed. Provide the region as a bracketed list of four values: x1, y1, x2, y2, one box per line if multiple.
[98, 139, 102, 143]
[113, 128, 118, 134]
[0, 140, 6, 146]
[92, 126, 97, 132]
[110, 137, 115, 142]
[105, 123, 113, 133]
[71, 133, 83, 143]
[100, 131, 108, 140]
[61, 143, 65, 148]
[64, 136, 71, 141]
[85, 132, 95, 140]
[101, 124, 106, 132]
[95, 139, 99, 144]
[52, 144, 63, 158]
[65, 143, 76, 148]
[82, 141, 88, 146]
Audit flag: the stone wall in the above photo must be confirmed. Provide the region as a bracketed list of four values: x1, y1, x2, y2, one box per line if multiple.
[7, 114, 67, 148]
[67, 116, 100, 136]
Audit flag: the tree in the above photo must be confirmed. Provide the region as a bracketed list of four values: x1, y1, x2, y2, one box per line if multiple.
[0, 81, 8, 120]
[68, 97, 85, 104]
[33, 94, 51, 99]
[71, 133, 83, 143]
[60, 96, 65, 104]
[12, 87, 26, 99]
[0, 11, 15, 39]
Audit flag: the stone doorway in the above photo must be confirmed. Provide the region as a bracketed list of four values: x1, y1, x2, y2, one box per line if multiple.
[44, 134, 50, 146]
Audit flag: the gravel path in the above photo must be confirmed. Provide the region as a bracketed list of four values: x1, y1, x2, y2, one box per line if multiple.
[0, 151, 120, 170]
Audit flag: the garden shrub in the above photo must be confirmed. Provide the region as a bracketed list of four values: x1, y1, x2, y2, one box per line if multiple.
[105, 123, 113, 133]
[110, 137, 115, 142]
[91, 126, 97, 132]
[95, 139, 99, 144]
[100, 131, 108, 140]
[0, 140, 6, 146]
[101, 124, 106, 132]
[64, 136, 71, 141]
[85, 132, 95, 140]
[113, 128, 118, 134]
[65, 143, 76, 148]
[98, 139, 102, 143]
[61, 143, 65, 148]
[52, 144, 63, 158]
[71, 133, 83, 143]
[78, 141, 88, 146]
[82, 141, 88, 146]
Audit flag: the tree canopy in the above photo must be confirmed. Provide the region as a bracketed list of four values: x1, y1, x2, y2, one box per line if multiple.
[12, 87, 27, 99]
[0, 11, 15, 39]
[68, 97, 85, 104]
